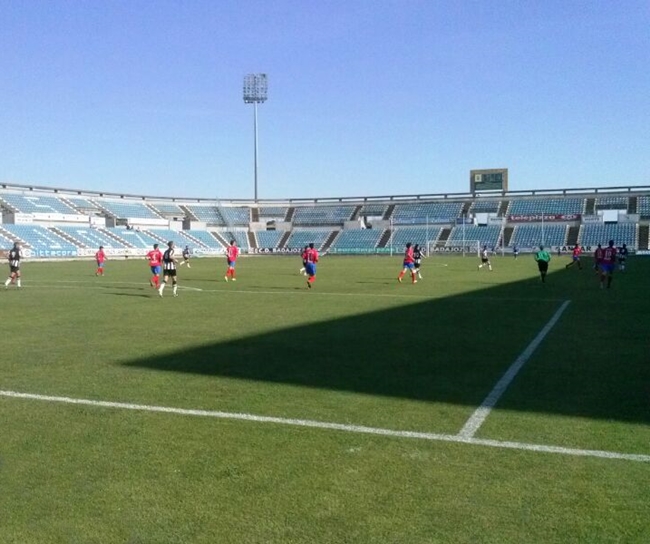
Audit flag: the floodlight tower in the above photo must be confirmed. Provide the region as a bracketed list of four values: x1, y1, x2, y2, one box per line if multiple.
[243, 74, 268, 202]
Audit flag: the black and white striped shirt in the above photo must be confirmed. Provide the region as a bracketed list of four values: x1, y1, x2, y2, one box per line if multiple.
[8, 249, 21, 268]
[163, 248, 176, 271]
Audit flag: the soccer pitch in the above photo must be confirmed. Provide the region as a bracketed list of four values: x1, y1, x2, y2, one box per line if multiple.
[1, 255, 649, 543]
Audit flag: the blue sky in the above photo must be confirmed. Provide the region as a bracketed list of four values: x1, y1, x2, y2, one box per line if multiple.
[1, 0, 649, 199]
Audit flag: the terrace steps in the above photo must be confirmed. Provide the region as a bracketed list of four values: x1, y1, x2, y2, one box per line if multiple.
[497, 200, 509, 217]
[438, 228, 451, 243]
[278, 231, 291, 249]
[502, 226, 514, 247]
[567, 226, 580, 246]
[247, 231, 257, 249]
[585, 198, 596, 215]
[322, 230, 339, 251]
[638, 225, 649, 250]
[50, 226, 90, 248]
[461, 201, 472, 215]
[180, 205, 198, 222]
[377, 229, 392, 248]
[104, 228, 137, 248]
[251, 208, 260, 222]
[383, 204, 395, 221]
[350, 205, 363, 220]
[628, 196, 637, 214]
[285, 207, 296, 222]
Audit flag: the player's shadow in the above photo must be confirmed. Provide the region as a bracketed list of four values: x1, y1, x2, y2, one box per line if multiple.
[123, 265, 649, 425]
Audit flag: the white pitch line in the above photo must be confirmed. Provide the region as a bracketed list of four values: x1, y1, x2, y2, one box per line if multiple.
[1, 388, 648, 463]
[458, 300, 571, 439]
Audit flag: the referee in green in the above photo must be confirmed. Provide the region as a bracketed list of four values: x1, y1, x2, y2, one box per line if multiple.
[534, 245, 552, 283]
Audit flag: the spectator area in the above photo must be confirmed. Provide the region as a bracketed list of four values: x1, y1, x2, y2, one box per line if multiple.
[285, 230, 332, 249]
[508, 198, 584, 215]
[292, 206, 355, 225]
[388, 227, 442, 249]
[1, 194, 78, 215]
[2, 225, 78, 252]
[329, 229, 383, 251]
[580, 223, 636, 248]
[256, 230, 285, 249]
[391, 202, 463, 224]
[98, 200, 162, 220]
[509, 225, 568, 248]
[57, 226, 127, 249]
[447, 225, 502, 248]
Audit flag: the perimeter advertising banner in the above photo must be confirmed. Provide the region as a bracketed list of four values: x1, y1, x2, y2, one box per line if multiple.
[508, 214, 582, 222]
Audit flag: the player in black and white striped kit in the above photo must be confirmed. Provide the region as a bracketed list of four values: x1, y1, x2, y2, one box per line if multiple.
[158, 241, 178, 297]
[5, 242, 22, 290]
[413, 244, 424, 280]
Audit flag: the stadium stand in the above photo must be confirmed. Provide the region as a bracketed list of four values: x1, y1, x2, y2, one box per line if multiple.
[107, 228, 161, 249]
[509, 224, 568, 248]
[0, 230, 16, 250]
[389, 227, 442, 248]
[292, 206, 355, 225]
[259, 206, 288, 218]
[183, 205, 224, 225]
[595, 196, 628, 210]
[1, 194, 78, 215]
[256, 230, 285, 249]
[448, 225, 502, 248]
[219, 207, 251, 225]
[148, 229, 205, 249]
[637, 196, 650, 218]
[580, 223, 637, 248]
[3, 225, 78, 253]
[222, 230, 250, 250]
[470, 200, 501, 214]
[285, 229, 332, 249]
[57, 226, 127, 249]
[391, 202, 464, 224]
[150, 203, 186, 217]
[359, 204, 388, 216]
[64, 197, 100, 212]
[97, 200, 162, 220]
[186, 230, 225, 249]
[329, 229, 384, 252]
[508, 198, 585, 215]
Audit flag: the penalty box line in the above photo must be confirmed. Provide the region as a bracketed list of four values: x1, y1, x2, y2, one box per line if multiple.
[1, 388, 649, 463]
[458, 300, 571, 439]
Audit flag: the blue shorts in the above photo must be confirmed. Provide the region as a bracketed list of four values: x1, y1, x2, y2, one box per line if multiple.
[573, 256, 580, 261]
[600, 263, 614, 274]
[97, 262, 104, 268]
[305, 263, 316, 276]
[150, 265, 161, 275]
[403, 261, 414, 270]
[228, 260, 236, 268]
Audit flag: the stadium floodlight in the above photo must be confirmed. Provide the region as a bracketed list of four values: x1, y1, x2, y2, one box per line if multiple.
[243, 74, 268, 202]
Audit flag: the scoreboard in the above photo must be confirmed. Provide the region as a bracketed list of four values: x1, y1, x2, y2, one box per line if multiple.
[470, 168, 508, 192]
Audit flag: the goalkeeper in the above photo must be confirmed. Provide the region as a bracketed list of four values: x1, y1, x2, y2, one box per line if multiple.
[534, 245, 551, 283]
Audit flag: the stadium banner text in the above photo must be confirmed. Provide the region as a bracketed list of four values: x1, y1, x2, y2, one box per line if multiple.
[508, 213, 581, 222]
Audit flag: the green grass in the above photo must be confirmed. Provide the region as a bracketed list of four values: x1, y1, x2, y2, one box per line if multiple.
[1, 254, 648, 543]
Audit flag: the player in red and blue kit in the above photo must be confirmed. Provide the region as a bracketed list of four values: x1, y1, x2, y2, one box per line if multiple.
[397, 242, 417, 284]
[565, 244, 583, 270]
[95, 246, 106, 276]
[599, 240, 617, 289]
[305, 243, 319, 288]
[593, 243, 604, 275]
[225, 240, 239, 282]
[146, 243, 163, 288]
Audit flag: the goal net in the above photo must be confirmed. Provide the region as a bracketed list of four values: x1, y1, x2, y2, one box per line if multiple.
[426, 239, 481, 257]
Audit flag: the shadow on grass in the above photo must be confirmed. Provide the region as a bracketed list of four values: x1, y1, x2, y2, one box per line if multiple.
[123, 265, 649, 424]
